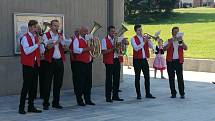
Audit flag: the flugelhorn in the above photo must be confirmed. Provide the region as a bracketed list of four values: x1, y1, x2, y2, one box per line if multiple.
[88, 21, 102, 58]
[114, 23, 128, 54]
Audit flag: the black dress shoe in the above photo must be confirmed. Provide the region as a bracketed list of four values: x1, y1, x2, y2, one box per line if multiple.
[43, 105, 49, 110]
[18, 109, 26, 114]
[78, 102, 86, 106]
[137, 96, 142, 100]
[112, 97, 124, 101]
[171, 95, 176, 98]
[28, 107, 42, 113]
[86, 101, 95, 105]
[180, 95, 185, 99]
[52, 104, 63, 109]
[145, 94, 156, 99]
[106, 99, 113, 103]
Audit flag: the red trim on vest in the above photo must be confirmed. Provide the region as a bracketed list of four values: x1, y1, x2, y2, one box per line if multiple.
[133, 35, 150, 59]
[166, 39, 184, 64]
[69, 35, 78, 62]
[103, 37, 114, 64]
[20, 33, 40, 67]
[44, 31, 65, 63]
[103, 36, 123, 64]
[75, 37, 91, 63]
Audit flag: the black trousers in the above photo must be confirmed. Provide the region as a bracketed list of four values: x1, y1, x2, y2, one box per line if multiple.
[133, 59, 151, 96]
[34, 60, 46, 99]
[19, 63, 39, 109]
[167, 60, 185, 96]
[43, 59, 64, 106]
[105, 58, 121, 99]
[75, 61, 92, 103]
[70, 61, 78, 96]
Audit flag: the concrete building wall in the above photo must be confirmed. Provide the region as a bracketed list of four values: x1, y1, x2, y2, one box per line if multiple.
[0, 0, 124, 96]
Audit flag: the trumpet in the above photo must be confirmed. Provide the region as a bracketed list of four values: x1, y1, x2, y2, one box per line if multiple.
[143, 30, 161, 41]
[144, 33, 159, 40]
[88, 21, 102, 58]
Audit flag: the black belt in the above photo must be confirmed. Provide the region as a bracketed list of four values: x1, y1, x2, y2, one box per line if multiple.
[134, 58, 147, 61]
[52, 58, 62, 61]
[172, 59, 179, 61]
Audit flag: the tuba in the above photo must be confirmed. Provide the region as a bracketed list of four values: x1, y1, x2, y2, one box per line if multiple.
[114, 23, 128, 55]
[88, 21, 102, 58]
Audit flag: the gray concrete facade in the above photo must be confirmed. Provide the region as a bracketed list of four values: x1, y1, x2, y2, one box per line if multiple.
[0, 0, 125, 96]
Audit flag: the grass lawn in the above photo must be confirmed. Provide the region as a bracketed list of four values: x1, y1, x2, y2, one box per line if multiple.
[124, 7, 215, 59]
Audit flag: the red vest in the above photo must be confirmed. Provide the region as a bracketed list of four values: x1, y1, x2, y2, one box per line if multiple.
[44, 31, 65, 63]
[75, 37, 91, 63]
[133, 35, 150, 59]
[103, 36, 123, 64]
[69, 35, 78, 62]
[20, 33, 40, 67]
[166, 38, 184, 64]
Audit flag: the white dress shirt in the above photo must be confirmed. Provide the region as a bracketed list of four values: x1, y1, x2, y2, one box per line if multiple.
[101, 35, 119, 58]
[21, 32, 39, 55]
[73, 36, 92, 61]
[164, 38, 179, 59]
[131, 35, 154, 59]
[43, 31, 65, 59]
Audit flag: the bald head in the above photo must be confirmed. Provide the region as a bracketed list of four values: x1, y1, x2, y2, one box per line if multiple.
[79, 26, 89, 38]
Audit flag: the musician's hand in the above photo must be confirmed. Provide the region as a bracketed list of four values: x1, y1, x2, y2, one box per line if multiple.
[83, 47, 92, 52]
[46, 43, 54, 49]
[143, 37, 149, 43]
[90, 46, 94, 51]
[62, 45, 67, 49]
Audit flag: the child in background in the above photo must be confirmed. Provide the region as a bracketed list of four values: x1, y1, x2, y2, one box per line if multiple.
[153, 38, 166, 79]
[122, 38, 131, 69]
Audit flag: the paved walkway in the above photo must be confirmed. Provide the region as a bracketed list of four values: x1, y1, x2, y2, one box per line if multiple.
[0, 66, 215, 121]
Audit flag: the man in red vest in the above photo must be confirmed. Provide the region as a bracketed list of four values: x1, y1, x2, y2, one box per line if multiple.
[73, 26, 95, 106]
[102, 26, 124, 102]
[34, 24, 46, 99]
[69, 28, 79, 102]
[42, 20, 65, 110]
[163, 27, 188, 99]
[19, 20, 43, 114]
[131, 24, 156, 100]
